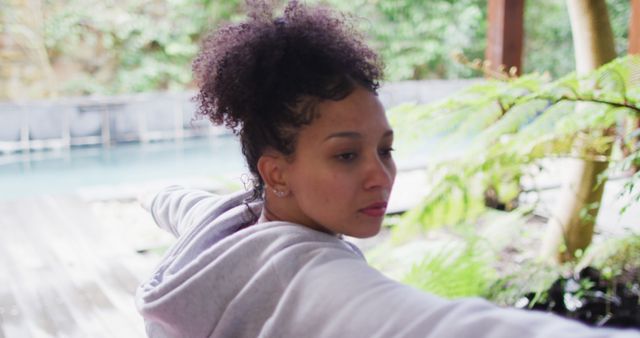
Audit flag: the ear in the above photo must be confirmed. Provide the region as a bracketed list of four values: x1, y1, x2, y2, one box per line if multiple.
[257, 151, 288, 193]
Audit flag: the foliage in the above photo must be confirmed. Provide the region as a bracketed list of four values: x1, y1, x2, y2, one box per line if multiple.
[370, 208, 542, 300]
[617, 161, 640, 214]
[607, 0, 633, 56]
[402, 234, 496, 299]
[318, 0, 487, 81]
[485, 260, 561, 306]
[522, 0, 574, 77]
[385, 55, 639, 303]
[390, 55, 640, 239]
[580, 233, 640, 282]
[3, 0, 631, 96]
[484, 233, 640, 328]
[522, 0, 630, 77]
[491, 233, 640, 305]
[42, 0, 244, 95]
[326, 0, 630, 80]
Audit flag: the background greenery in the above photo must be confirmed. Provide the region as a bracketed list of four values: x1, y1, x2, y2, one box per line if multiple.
[3, 0, 630, 97]
[384, 52, 640, 298]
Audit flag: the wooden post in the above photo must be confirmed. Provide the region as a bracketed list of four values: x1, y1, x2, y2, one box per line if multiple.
[630, 0, 640, 54]
[20, 105, 30, 152]
[485, 0, 525, 76]
[102, 106, 111, 148]
[174, 98, 184, 142]
[138, 103, 148, 144]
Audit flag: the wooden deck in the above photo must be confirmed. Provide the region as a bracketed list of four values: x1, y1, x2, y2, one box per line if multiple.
[0, 194, 161, 338]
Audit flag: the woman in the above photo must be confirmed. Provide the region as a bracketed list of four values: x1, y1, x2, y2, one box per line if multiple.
[136, 1, 638, 337]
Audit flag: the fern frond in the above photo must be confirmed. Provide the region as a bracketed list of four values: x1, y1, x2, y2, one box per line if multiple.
[393, 55, 640, 237]
[402, 238, 496, 299]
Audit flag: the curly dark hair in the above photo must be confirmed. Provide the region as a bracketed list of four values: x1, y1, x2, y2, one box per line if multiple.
[193, 0, 383, 201]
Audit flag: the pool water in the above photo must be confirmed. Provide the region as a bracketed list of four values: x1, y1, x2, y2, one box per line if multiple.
[0, 132, 459, 200]
[0, 136, 246, 199]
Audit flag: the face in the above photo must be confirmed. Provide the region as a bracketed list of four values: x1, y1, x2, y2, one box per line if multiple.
[278, 86, 396, 238]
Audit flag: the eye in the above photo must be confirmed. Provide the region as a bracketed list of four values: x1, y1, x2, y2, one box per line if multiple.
[379, 147, 394, 158]
[336, 152, 357, 162]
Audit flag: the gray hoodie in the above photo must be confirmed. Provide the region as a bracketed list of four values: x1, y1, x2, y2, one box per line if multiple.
[136, 186, 639, 338]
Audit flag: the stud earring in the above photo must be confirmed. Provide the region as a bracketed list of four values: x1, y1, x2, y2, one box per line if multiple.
[272, 188, 287, 198]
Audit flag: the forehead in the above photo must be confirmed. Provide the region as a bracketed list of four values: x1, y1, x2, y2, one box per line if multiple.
[303, 87, 389, 139]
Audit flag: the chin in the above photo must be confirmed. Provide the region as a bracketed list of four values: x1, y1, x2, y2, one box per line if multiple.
[347, 224, 382, 239]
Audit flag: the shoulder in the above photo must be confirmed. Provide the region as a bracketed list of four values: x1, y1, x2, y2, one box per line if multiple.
[231, 222, 366, 277]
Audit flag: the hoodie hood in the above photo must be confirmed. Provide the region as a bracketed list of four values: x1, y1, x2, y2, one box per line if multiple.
[135, 187, 363, 337]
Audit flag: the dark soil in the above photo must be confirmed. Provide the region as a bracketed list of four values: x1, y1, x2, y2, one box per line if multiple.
[516, 266, 640, 329]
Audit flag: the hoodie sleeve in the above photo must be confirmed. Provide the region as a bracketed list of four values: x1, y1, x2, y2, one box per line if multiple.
[148, 186, 221, 238]
[270, 250, 639, 338]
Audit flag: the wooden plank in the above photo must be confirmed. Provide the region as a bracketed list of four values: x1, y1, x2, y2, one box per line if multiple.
[35, 196, 147, 336]
[0, 197, 145, 337]
[36, 197, 145, 337]
[0, 291, 32, 338]
[0, 206, 68, 338]
[0, 203, 58, 338]
[485, 0, 525, 76]
[630, 0, 640, 54]
[34, 285, 78, 337]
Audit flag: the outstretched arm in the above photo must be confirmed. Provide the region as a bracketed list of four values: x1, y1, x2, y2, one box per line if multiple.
[138, 186, 220, 238]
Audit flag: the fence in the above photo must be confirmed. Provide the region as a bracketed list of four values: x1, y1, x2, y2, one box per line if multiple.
[0, 79, 479, 154]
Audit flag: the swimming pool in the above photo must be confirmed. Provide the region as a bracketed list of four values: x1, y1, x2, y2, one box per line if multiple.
[0, 130, 456, 201]
[0, 136, 246, 199]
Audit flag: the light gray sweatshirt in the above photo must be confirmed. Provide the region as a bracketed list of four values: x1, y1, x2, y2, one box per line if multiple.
[136, 186, 639, 338]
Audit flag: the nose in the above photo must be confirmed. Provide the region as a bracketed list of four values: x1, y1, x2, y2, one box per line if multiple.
[363, 154, 396, 191]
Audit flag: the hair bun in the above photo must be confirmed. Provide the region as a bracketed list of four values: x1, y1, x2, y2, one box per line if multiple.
[192, 0, 383, 200]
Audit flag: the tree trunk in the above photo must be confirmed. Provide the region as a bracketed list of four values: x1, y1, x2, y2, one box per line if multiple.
[540, 0, 616, 263]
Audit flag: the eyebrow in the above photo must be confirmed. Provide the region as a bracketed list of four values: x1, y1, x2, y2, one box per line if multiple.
[323, 130, 394, 142]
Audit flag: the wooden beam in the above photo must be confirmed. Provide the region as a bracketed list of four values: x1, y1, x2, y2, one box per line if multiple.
[485, 0, 525, 76]
[630, 0, 640, 54]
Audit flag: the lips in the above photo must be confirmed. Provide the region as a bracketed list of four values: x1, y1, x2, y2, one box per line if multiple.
[359, 201, 388, 217]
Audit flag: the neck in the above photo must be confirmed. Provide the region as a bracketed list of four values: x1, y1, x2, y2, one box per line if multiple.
[259, 199, 339, 237]
[258, 202, 281, 224]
